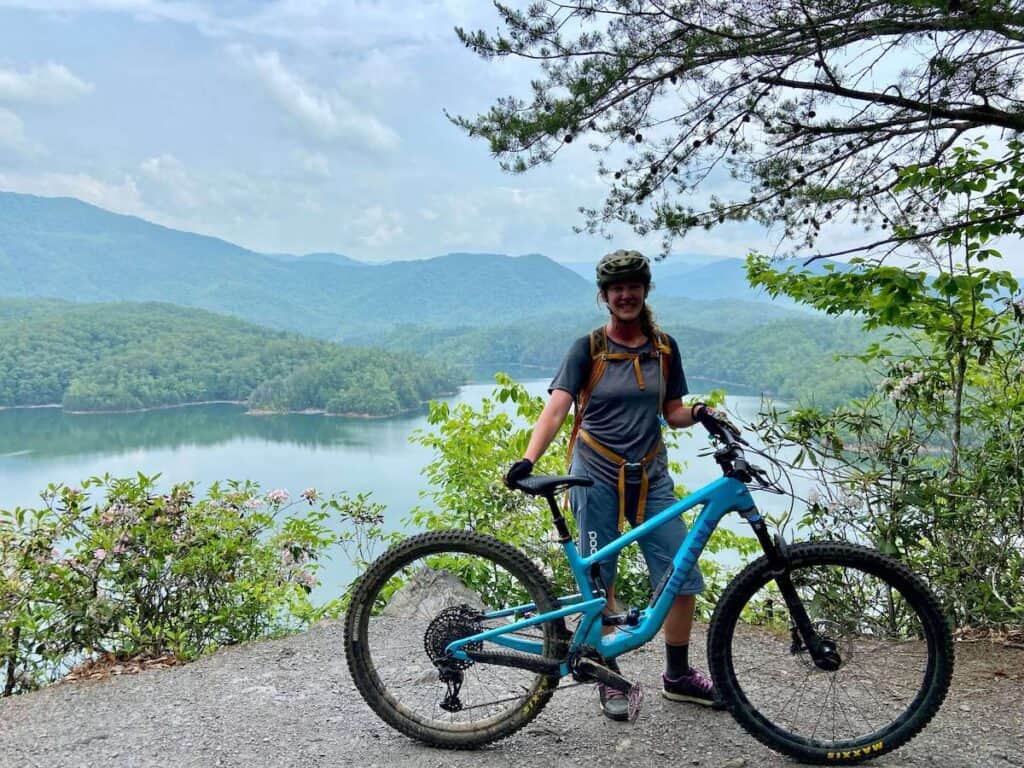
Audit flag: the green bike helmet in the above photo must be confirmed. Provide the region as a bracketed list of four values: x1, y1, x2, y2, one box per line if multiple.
[595, 249, 651, 288]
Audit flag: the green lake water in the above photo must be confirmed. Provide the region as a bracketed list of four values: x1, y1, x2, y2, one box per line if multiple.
[0, 380, 791, 602]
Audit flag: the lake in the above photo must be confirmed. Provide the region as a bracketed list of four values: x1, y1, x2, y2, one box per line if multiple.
[0, 379, 797, 602]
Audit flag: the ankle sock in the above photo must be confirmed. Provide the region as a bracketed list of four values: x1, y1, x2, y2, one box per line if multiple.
[665, 642, 690, 679]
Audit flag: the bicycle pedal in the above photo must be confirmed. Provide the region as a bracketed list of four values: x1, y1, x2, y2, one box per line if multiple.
[627, 681, 644, 722]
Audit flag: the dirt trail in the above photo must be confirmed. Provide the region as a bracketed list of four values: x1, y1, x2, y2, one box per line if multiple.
[1, 621, 1020, 768]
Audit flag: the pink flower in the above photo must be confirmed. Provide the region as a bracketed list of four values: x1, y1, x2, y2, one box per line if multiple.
[265, 489, 290, 505]
[93, 548, 107, 562]
[300, 487, 318, 503]
[296, 571, 318, 588]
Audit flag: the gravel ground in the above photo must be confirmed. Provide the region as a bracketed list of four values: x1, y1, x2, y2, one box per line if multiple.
[1, 620, 1020, 768]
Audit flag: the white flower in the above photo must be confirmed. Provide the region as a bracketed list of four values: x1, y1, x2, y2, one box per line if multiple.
[265, 489, 290, 505]
[300, 487, 318, 503]
[296, 570, 318, 588]
[280, 549, 295, 567]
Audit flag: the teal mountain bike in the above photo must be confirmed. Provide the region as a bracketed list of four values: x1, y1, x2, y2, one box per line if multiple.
[344, 418, 953, 764]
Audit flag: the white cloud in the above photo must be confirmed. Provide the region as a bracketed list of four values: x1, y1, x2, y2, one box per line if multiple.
[0, 1, 498, 48]
[229, 46, 399, 151]
[0, 62, 93, 104]
[0, 169, 148, 216]
[356, 205, 404, 248]
[294, 148, 330, 179]
[138, 153, 203, 208]
[0, 107, 43, 155]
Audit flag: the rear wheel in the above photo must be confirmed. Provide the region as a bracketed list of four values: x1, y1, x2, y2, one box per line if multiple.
[708, 541, 953, 764]
[344, 530, 568, 748]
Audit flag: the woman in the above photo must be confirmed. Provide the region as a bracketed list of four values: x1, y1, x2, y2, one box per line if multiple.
[504, 249, 720, 721]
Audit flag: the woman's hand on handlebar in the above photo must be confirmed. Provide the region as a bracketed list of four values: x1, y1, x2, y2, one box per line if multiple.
[691, 402, 744, 443]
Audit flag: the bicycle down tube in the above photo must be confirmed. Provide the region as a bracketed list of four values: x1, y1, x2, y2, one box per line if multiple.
[446, 474, 757, 668]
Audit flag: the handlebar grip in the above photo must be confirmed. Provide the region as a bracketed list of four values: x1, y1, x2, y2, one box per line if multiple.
[697, 410, 728, 440]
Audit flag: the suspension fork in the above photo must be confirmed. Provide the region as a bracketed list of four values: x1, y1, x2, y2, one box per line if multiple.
[744, 510, 842, 671]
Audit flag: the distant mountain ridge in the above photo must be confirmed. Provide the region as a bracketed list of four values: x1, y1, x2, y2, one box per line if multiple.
[269, 252, 366, 267]
[0, 192, 593, 339]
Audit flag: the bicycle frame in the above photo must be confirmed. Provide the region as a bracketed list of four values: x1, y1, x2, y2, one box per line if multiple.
[446, 475, 760, 676]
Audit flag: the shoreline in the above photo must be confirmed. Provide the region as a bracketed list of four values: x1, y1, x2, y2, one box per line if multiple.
[0, 395, 457, 420]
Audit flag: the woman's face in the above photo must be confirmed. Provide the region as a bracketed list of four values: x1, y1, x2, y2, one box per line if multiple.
[604, 281, 647, 322]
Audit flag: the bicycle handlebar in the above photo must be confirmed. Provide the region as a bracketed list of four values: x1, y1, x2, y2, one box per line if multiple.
[696, 411, 774, 487]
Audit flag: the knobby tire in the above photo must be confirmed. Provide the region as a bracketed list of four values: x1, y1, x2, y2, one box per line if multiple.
[344, 530, 568, 749]
[708, 541, 953, 764]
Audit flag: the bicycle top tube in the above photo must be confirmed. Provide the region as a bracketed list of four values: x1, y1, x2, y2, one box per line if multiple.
[574, 475, 755, 571]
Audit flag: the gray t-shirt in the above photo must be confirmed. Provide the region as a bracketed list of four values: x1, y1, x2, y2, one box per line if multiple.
[550, 331, 687, 487]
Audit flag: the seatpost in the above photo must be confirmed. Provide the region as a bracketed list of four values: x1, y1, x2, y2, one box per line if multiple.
[544, 493, 573, 543]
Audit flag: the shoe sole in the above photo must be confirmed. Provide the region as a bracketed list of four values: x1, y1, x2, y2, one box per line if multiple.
[601, 707, 630, 722]
[661, 690, 725, 709]
[599, 694, 630, 721]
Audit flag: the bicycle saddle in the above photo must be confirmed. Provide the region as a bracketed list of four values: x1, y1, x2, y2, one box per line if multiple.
[512, 474, 593, 496]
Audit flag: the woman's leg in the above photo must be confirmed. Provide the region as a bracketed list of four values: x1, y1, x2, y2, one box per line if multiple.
[633, 477, 718, 706]
[663, 593, 695, 645]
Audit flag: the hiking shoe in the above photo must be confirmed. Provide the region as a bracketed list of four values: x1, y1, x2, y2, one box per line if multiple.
[597, 682, 630, 721]
[661, 668, 724, 709]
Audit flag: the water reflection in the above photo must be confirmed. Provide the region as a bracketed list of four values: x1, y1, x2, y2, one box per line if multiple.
[0, 403, 429, 458]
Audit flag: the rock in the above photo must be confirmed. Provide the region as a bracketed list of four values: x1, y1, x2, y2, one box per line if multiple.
[379, 566, 486, 618]
[718, 759, 746, 768]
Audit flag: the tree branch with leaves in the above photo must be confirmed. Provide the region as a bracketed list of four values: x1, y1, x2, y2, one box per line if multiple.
[454, 0, 1024, 260]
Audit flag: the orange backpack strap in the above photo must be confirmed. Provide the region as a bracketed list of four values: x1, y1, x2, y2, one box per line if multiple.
[565, 328, 673, 527]
[566, 327, 608, 468]
[653, 330, 672, 407]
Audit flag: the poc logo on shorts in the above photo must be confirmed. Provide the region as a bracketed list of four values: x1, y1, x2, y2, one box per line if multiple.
[588, 530, 599, 555]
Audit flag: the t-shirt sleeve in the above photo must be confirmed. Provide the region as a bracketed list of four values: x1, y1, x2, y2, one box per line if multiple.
[665, 334, 688, 400]
[549, 335, 591, 397]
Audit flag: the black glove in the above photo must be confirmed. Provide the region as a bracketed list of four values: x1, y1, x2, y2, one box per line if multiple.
[691, 402, 717, 427]
[504, 458, 534, 488]
[692, 403, 742, 439]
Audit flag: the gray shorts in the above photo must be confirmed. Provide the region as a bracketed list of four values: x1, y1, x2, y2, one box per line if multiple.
[569, 460, 705, 595]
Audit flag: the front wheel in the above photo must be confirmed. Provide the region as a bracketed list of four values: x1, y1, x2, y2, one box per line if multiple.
[708, 541, 953, 764]
[343, 530, 568, 749]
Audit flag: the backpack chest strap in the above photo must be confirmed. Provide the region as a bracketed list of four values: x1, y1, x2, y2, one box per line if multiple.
[601, 351, 651, 390]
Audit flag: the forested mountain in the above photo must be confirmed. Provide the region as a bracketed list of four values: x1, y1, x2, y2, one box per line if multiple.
[561, 256, 850, 303]
[269, 251, 365, 267]
[0, 191, 880, 409]
[352, 298, 878, 407]
[0, 192, 592, 338]
[350, 296, 799, 355]
[0, 299, 458, 415]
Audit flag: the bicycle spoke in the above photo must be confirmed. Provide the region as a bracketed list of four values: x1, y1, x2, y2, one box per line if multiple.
[711, 543, 952, 760]
[347, 533, 568, 746]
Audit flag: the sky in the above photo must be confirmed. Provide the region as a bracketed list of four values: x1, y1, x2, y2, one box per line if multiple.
[0, 0, 778, 265]
[0, 1, 1021, 273]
